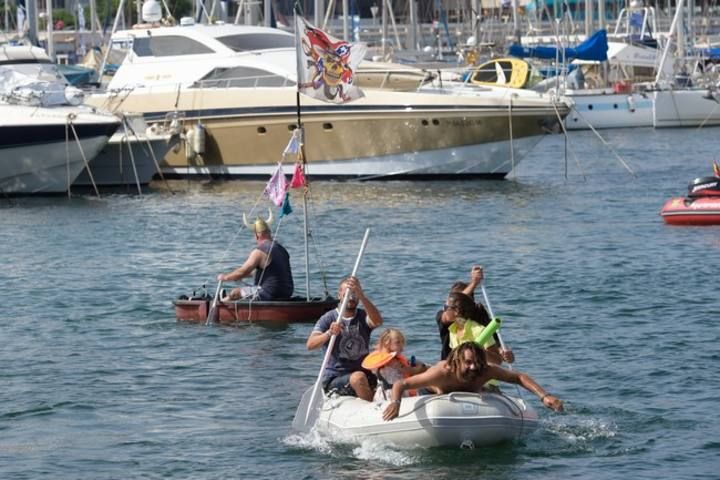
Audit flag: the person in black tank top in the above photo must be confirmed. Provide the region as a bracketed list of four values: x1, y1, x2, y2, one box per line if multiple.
[216, 211, 294, 301]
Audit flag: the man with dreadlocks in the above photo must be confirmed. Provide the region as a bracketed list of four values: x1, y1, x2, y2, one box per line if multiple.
[382, 342, 563, 421]
[217, 209, 294, 301]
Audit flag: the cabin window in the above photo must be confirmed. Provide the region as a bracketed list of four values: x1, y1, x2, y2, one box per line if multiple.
[193, 66, 294, 88]
[472, 60, 514, 85]
[217, 34, 295, 52]
[133, 36, 214, 57]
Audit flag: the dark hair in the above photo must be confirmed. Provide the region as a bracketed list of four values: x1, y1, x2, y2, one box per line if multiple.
[450, 281, 468, 293]
[446, 342, 486, 376]
[474, 303, 491, 326]
[446, 292, 477, 319]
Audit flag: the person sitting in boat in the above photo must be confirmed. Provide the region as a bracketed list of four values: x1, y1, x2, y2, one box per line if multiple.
[382, 342, 564, 421]
[306, 276, 383, 402]
[436, 266, 514, 364]
[216, 209, 294, 301]
[361, 328, 427, 402]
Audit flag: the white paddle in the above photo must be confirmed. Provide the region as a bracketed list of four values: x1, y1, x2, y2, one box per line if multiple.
[480, 282, 523, 398]
[205, 280, 223, 326]
[291, 228, 371, 433]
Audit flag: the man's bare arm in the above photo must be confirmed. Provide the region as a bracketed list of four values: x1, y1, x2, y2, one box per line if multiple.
[488, 365, 564, 412]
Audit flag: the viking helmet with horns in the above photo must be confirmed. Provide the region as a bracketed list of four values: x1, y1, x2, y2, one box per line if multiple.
[242, 208, 274, 234]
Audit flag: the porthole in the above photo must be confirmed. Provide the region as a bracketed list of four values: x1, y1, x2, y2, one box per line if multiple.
[257, 126, 267, 134]
[432, 119, 440, 126]
[613, 104, 618, 109]
[288, 124, 297, 131]
[323, 122, 333, 131]
[588, 104, 594, 110]
[421, 119, 429, 126]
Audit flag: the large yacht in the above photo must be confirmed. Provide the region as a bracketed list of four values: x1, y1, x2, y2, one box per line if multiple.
[87, 22, 570, 179]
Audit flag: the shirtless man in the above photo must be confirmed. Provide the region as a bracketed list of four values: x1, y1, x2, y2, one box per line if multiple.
[383, 342, 563, 421]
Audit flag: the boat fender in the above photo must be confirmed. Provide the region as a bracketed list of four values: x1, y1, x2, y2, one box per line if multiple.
[193, 123, 206, 155]
[626, 95, 636, 113]
[185, 127, 196, 160]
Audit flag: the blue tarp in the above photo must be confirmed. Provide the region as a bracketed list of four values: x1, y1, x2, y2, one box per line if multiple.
[698, 48, 720, 60]
[508, 29, 608, 62]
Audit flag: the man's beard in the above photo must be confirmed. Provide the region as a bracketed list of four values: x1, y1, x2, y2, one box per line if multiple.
[461, 367, 481, 382]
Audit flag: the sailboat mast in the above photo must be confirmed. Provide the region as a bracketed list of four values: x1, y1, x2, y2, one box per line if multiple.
[296, 90, 311, 302]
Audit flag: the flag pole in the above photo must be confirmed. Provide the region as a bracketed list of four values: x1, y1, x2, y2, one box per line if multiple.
[295, 5, 311, 302]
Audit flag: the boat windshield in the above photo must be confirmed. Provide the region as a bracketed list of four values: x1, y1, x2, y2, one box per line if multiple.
[216, 33, 294, 52]
[193, 66, 294, 88]
[132, 36, 215, 57]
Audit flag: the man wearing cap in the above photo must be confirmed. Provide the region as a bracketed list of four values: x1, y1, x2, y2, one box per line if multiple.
[216, 210, 294, 301]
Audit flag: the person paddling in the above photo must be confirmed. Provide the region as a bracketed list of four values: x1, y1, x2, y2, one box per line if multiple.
[436, 265, 514, 364]
[216, 210, 294, 301]
[306, 276, 383, 401]
[383, 342, 563, 421]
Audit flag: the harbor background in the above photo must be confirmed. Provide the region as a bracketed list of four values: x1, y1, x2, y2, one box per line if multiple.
[1, 127, 719, 479]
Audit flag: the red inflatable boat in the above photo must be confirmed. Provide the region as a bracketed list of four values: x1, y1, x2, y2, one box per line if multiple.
[660, 175, 720, 225]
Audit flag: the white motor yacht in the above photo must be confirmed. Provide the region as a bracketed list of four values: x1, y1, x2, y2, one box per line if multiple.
[0, 46, 120, 194]
[86, 22, 569, 179]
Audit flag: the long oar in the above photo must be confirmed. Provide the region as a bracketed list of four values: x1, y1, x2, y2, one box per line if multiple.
[480, 282, 523, 398]
[205, 280, 223, 326]
[479, 283, 509, 356]
[291, 228, 371, 433]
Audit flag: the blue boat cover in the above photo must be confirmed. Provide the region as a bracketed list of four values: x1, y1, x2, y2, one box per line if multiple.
[698, 48, 720, 60]
[508, 29, 608, 62]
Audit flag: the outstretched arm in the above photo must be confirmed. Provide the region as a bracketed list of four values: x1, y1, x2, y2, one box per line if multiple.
[217, 249, 265, 282]
[383, 364, 446, 421]
[489, 365, 564, 412]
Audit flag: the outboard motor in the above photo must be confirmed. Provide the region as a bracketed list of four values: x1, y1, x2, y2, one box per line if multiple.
[688, 176, 720, 198]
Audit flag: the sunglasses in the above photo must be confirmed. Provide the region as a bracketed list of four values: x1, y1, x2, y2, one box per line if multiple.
[443, 304, 459, 312]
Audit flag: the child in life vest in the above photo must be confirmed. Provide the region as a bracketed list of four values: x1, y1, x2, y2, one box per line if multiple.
[362, 328, 427, 401]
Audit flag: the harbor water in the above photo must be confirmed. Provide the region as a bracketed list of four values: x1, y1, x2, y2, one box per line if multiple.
[1, 127, 719, 479]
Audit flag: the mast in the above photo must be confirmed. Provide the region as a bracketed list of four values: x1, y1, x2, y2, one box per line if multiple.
[46, 0, 54, 61]
[295, 7, 311, 301]
[655, 0, 685, 86]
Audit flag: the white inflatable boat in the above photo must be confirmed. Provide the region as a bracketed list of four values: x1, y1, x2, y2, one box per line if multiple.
[315, 391, 539, 448]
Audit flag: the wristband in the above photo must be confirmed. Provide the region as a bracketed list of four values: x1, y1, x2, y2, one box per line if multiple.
[391, 400, 400, 405]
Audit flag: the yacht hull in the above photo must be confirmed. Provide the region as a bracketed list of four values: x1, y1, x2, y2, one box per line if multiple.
[0, 109, 120, 194]
[653, 90, 720, 128]
[564, 92, 653, 130]
[74, 131, 179, 187]
[90, 88, 563, 179]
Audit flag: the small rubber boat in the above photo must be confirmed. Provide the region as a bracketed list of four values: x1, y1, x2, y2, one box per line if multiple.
[174, 294, 337, 325]
[315, 391, 538, 448]
[660, 175, 720, 225]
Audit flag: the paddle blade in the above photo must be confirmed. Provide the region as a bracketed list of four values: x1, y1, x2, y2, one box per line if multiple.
[291, 384, 325, 433]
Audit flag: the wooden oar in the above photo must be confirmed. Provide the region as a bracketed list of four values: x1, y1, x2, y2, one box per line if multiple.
[205, 280, 223, 326]
[291, 228, 371, 433]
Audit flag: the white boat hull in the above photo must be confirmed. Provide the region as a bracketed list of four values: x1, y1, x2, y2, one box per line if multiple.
[564, 91, 653, 130]
[0, 105, 120, 194]
[653, 89, 720, 128]
[162, 135, 543, 179]
[316, 392, 539, 448]
[75, 131, 178, 187]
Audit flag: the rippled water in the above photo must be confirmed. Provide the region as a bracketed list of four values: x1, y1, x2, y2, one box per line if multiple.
[2, 127, 719, 479]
